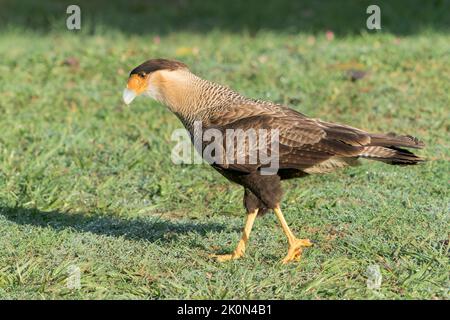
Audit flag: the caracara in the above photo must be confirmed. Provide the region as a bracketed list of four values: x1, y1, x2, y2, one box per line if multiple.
[123, 58, 424, 264]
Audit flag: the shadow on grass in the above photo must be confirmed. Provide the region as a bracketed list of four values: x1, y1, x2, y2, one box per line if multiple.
[0, 0, 449, 36]
[0, 206, 235, 242]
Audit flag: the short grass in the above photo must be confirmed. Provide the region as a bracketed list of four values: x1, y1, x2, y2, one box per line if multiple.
[0, 0, 449, 299]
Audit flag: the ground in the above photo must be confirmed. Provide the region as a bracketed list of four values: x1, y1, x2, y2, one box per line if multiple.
[0, 0, 449, 299]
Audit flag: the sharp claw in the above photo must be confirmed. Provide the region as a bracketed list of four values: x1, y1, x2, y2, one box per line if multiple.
[210, 252, 242, 262]
[281, 238, 312, 263]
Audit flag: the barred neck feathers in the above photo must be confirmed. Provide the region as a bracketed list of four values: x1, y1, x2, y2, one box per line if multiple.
[151, 69, 245, 128]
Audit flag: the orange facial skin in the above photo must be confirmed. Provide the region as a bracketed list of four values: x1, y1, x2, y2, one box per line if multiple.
[127, 74, 149, 95]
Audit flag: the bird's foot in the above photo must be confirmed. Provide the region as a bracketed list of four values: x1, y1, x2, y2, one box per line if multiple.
[281, 238, 312, 264]
[210, 249, 244, 262]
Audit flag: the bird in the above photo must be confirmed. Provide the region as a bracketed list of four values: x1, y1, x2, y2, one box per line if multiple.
[123, 58, 424, 264]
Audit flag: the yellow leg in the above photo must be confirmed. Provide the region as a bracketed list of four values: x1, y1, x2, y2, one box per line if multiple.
[212, 209, 258, 262]
[274, 206, 312, 264]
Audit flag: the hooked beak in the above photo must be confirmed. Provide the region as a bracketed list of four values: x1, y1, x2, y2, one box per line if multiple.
[122, 88, 137, 105]
[123, 73, 148, 105]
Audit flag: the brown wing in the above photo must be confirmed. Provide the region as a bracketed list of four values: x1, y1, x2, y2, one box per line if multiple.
[203, 103, 371, 173]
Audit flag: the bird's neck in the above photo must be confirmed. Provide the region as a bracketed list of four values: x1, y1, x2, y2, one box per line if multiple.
[153, 70, 245, 129]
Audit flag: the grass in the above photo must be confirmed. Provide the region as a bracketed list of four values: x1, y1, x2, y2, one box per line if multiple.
[0, 0, 449, 299]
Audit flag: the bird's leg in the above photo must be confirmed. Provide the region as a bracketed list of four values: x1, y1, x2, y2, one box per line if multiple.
[212, 209, 258, 262]
[274, 206, 312, 264]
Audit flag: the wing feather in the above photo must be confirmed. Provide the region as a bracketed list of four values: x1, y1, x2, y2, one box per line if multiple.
[204, 103, 371, 172]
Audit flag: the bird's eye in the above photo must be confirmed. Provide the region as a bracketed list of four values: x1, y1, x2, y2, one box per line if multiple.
[138, 72, 146, 78]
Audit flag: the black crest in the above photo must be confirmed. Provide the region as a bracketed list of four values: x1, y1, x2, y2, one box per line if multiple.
[130, 59, 188, 76]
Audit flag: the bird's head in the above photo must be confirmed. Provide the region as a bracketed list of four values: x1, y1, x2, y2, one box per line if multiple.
[122, 58, 189, 105]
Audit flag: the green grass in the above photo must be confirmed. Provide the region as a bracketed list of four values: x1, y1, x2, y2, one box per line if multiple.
[0, 0, 449, 299]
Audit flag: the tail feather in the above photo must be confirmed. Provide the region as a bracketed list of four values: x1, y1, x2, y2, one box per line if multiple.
[369, 132, 425, 149]
[359, 133, 425, 165]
